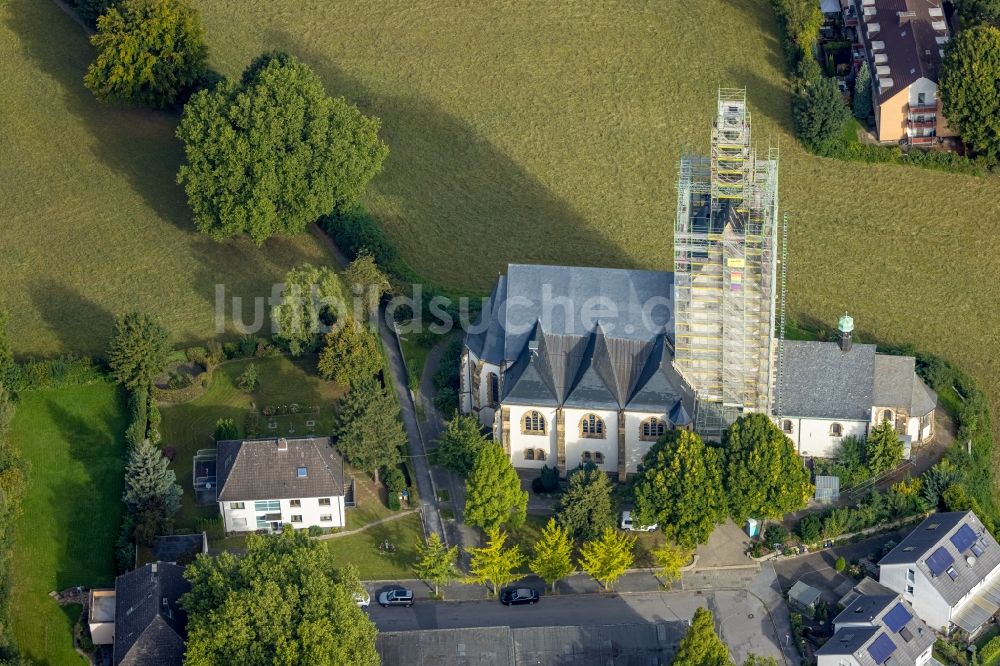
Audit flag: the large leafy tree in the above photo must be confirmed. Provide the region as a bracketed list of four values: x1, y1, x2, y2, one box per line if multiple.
[940, 26, 1000, 162]
[181, 528, 379, 665]
[107, 311, 170, 391]
[177, 52, 388, 244]
[317, 319, 381, 386]
[467, 529, 525, 596]
[412, 533, 458, 597]
[331, 377, 405, 481]
[794, 75, 849, 151]
[272, 264, 346, 356]
[633, 430, 726, 548]
[72, 0, 120, 26]
[555, 464, 614, 540]
[954, 0, 1000, 27]
[464, 443, 527, 532]
[578, 528, 635, 591]
[430, 414, 488, 475]
[529, 518, 575, 593]
[853, 60, 873, 119]
[84, 0, 207, 108]
[723, 414, 813, 524]
[865, 421, 902, 475]
[773, 0, 823, 51]
[672, 607, 731, 666]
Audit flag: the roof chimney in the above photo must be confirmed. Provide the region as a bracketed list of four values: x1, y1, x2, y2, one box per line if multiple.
[838, 314, 854, 353]
[277, 438, 288, 451]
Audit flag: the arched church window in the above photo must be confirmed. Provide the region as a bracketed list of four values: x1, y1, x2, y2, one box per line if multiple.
[522, 411, 546, 435]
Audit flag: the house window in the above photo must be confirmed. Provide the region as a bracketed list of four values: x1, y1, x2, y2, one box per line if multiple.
[582, 451, 592, 464]
[830, 423, 843, 437]
[782, 419, 793, 434]
[289, 499, 301, 508]
[882, 409, 893, 422]
[906, 568, 915, 583]
[535, 449, 546, 461]
[641, 417, 665, 441]
[906, 584, 914, 595]
[229, 502, 245, 510]
[254, 500, 280, 512]
[318, 498, 331, 506]
[297, 467, 308, 478]
[581, 414, 606, 438]
[594, 451, 605, 465]
[917, 92, 926, 105]
[523, 448, 535, 461]
[290, 515, 303, 523]
[522, 411, 546, 435]
[487, 373, 500, 408]
[256, 517, 268, 529]
[320, 514, 332, 522]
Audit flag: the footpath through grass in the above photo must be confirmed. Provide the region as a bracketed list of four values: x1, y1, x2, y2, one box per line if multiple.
[9, 383, 127, 666]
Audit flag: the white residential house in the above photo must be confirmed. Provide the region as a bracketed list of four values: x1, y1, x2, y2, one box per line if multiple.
[216, 437, 347, 533]
[879, 512, 1000, 635]
[816, 584, 934, 666]
[774, 315, 936, 459]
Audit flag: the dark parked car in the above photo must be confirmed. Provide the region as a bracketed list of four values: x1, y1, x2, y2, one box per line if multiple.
[377, 588, 414, 607]
[500, 587, 540, 606]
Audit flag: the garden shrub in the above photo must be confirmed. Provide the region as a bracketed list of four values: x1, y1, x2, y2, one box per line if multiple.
[307, 525, 324, 537]
[387, 493, 401, 511]
[1, 355, 103, 393]
[383, 467, 406, 495]
[980, 635, 1000, 666]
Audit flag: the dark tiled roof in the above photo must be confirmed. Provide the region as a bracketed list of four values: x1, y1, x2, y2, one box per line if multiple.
[216, 437, 344, 502]
[861, 0, 949, 102]
[152, 533, 206, 564]
[880, 512, 1000, 607]
[466, 263, 674, 365]
[820, 593, 934, 666]
[113, 563, 189, 666]
[777, 341, 876, 420]
[873, 355, 937, 417]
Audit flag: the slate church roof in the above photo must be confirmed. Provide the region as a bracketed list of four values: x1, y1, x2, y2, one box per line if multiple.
[114, 562, 189, 666]
[776, 341, 936, 420]
[466, 264, 694, 419]
[216, 437, 345, 502]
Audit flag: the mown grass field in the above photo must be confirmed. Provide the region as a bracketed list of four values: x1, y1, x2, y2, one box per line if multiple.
[9, 383, 127, 666]
[192, 0, 1000, 441]
[0, 0, 334, 356]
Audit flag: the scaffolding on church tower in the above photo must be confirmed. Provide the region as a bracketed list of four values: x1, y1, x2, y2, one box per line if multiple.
[674, 88, 779, 435]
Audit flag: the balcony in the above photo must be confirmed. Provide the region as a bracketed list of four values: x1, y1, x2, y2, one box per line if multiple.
[909, 104, 937, 115]
[910, 136, 936, 145]
[908, 120, 936, 130]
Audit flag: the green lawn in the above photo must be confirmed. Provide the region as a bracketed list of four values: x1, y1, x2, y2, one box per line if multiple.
[161, 355, 345, 531]
[324, 512, 423, 580]
[0, 0, 335, 356]
[9, 383, 127, 666]
[190, 0, 1000, 451]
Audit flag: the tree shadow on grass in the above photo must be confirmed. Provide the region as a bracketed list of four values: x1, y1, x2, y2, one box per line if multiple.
[43, 395, 126, 591]
[264, 28, 642, 286]
[4, 1, 191, 231]
[28, 280, 117, 358]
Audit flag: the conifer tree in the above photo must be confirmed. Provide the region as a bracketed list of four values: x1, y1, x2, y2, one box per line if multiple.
[331, 377, 405, 481]
[464, 443, 527, 532]
[672, 607, 731, 666]
[123, 439, 182, 515]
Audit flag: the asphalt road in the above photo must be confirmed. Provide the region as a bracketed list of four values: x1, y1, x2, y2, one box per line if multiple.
[366, 588, 790, 664]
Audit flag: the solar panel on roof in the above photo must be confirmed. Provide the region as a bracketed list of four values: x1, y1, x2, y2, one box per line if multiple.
[951, 524, 978, 553]
[867, 633, 897, 664]
[927, 546, 955, 576]
[883, 603, 912, 633]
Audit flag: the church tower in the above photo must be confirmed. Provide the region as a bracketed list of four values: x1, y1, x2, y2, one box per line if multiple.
[673, 89, 779, 435]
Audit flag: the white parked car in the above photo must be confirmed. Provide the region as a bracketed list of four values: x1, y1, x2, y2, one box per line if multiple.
[353, 590, 370, 608]
[621, 510, 657, 532]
